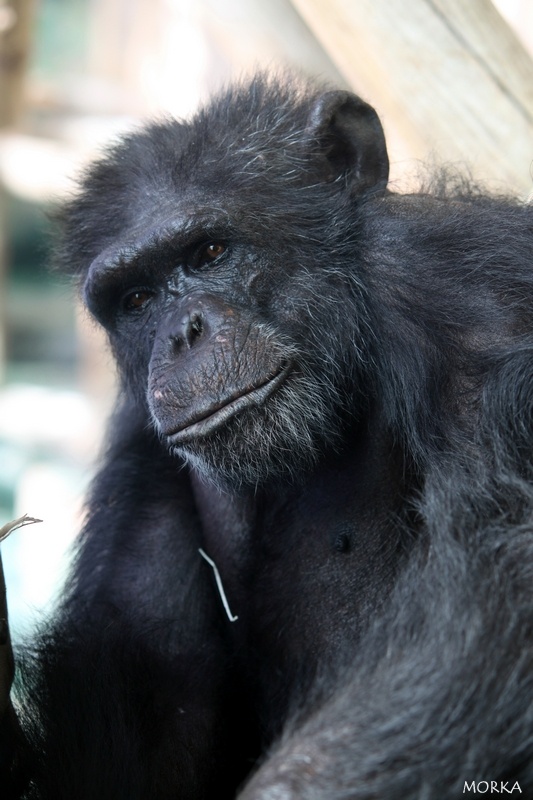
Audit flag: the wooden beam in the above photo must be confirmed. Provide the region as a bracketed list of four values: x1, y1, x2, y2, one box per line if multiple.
[0, 0, 34, 128]
[289, 0, 533, 194]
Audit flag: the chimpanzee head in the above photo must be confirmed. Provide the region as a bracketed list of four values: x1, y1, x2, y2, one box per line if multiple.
[58, 75, 389, 487]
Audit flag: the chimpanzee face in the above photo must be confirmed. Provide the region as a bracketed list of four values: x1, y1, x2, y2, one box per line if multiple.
[74, 80, 389, 487]
[84, 193, 360, 488]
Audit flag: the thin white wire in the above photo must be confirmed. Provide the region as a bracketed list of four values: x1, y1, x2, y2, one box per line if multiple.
[198, 548, 239, 622]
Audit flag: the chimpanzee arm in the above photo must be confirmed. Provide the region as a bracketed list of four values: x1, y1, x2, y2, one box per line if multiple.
[16, 403, 244, 800]
[239, 526, 533, 799]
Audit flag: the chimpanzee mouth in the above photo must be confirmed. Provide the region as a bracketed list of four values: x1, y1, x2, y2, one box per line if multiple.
[167, 362, 292, 444]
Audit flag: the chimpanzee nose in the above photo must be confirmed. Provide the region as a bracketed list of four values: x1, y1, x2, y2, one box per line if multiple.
[171, 308, 206, 351]
[167, 294, 230, 354]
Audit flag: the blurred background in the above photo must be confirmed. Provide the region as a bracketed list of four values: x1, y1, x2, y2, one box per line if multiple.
[0, 0, 532, 637]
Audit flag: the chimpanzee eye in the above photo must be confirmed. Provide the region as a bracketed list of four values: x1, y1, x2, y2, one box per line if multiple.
[122, 289, 154, 312]
[196, 242, 227, 267]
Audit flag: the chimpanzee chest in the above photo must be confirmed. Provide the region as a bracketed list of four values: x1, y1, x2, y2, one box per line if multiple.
[191, 435, 409, 734]
[243, 488, 405, 730]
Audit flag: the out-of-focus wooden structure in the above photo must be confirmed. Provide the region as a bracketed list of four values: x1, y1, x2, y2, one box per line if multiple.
[81, 0, 533, 192]
[290, 0, 533, 193]
[0, 0, 33, 128]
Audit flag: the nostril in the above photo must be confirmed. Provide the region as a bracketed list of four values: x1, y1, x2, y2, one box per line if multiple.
[190, 314, 203, 337]
[185, 312, 204, 348]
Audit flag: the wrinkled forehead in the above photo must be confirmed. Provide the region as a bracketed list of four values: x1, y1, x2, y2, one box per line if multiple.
[99, 130, 308, 243]
[123, 111, 309, 199]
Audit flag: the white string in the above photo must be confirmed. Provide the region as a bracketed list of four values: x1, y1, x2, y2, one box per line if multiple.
[198, 548, 239, 622]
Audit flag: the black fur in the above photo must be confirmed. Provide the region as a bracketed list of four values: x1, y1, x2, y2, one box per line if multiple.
[4, 74, 533, 798]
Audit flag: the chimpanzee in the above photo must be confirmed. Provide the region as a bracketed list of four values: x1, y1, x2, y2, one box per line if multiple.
[4, 73, 533, 799]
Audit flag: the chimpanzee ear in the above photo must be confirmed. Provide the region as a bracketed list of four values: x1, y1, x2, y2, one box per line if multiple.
[306, 91, 389, 194]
